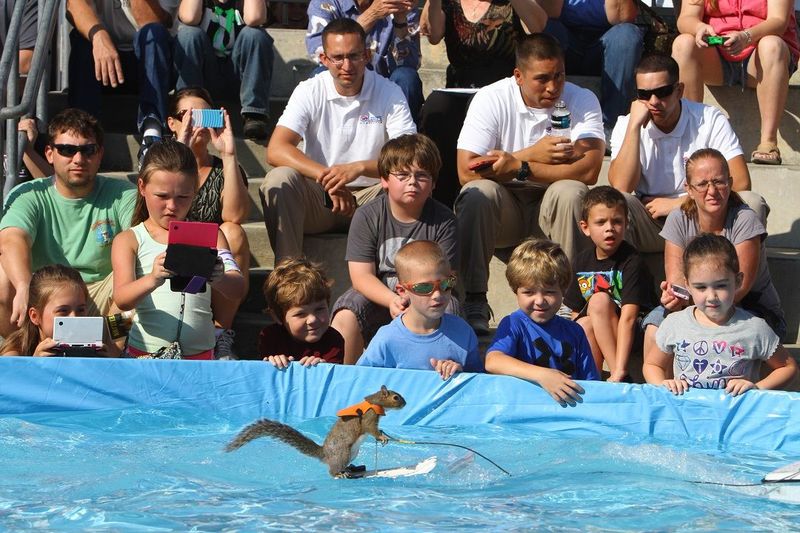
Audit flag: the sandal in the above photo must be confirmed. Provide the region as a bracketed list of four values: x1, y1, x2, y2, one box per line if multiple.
[751, 143, 782, 165]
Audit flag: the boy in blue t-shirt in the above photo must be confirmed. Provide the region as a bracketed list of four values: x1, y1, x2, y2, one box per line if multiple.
[486, 238, 599, 406]
[357, 240, 482, 379]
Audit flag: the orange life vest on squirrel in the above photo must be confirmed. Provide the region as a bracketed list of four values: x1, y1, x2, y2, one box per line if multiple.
[337, 400, 386, 417]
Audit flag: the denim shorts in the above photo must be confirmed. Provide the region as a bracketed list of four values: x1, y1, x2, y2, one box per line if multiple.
[719, 48, 799, 88]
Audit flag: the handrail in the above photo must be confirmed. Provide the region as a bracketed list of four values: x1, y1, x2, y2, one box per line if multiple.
[0, 0, 61, 200]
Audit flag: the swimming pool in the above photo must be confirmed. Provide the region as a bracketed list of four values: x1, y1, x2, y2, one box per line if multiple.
[1, 358, 799, 530]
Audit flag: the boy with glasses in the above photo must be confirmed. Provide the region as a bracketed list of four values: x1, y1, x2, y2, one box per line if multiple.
[331, 134, 458, 364]
[0, 108, 136, 337]
[608, 54, 766, 253]
[260, 17, 416, 263]
[357, 240, 482, 378]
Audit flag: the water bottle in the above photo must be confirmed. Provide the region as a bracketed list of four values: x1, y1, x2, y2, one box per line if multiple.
[549, 100, 571, 140]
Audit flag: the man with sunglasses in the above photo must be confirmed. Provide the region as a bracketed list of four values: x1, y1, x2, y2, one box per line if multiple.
[608, 54, 766, 253]
[260, 18, 416, 262]
[0, 109, 136, 337]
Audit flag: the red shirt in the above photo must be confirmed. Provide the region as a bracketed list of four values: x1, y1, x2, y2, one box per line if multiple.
[257, 324, 344, 364]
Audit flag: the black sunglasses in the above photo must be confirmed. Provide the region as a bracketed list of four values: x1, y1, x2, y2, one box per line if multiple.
[636, 83, 677, 100]
[51, 143, 99, 157]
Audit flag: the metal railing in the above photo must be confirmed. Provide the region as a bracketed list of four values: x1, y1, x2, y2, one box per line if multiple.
[0, 0, 60, 201]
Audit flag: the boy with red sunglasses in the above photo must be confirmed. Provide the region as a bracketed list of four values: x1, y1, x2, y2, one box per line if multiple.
[357, 240, 482, 378]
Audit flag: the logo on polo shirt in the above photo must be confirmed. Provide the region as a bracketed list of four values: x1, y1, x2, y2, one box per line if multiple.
[359, 113, 383, 125]
[92, 219, 115, 247]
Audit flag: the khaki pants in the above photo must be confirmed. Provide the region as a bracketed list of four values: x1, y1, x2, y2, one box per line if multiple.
[259, 167, 383, 261]
[86, 272, 116, 317]
[454, 179, 591, 294]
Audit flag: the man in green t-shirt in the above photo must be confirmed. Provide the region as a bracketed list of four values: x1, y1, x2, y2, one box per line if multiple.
[0, 109, 137, 336]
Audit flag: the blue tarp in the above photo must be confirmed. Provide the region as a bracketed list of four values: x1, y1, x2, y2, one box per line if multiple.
[1, 357, 799, 453]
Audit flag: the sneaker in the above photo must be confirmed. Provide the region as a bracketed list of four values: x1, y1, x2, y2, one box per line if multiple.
[215, 328, 238, 360]
[242, 113, 271, 142]
[464, 299, 493, 336]
[137, 135, 161, 171]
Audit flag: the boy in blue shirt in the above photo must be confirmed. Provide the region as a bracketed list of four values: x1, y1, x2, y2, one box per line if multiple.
[357, 240, 482, 379]
[486, 238, 599, 406]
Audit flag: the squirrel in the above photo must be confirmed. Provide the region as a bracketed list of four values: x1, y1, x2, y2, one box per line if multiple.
[225, 385, 406, 477]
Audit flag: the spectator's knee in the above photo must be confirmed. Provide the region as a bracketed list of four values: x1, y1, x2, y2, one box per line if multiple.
[261, 168, 304, 196]
[586, 291, 615, 314]
[455, 179, 499, 212]
[176, 23, 207, 45]
[671, 33, 698, 63]
[220, 221, 248, 249]
[757, 35, 790, 66]
[138, 22, 171, 41]
[238, 26, 274, 47]
[543, 179, 588, 206]
[603, 23, 643, 50]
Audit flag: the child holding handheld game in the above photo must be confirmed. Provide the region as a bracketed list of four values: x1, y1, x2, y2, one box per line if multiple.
[0, 264, 119, 357]
[644, 234, 797, 395]
[111, 140, 245, 359]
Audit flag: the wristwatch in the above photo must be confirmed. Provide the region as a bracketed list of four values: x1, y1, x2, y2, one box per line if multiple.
[516, 161, 531, 182]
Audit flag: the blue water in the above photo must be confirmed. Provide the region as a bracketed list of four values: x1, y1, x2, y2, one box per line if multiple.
[1, 407, 798, 531]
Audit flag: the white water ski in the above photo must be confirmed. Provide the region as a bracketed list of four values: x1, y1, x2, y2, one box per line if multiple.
[347, 456, 437, 479]
[762, 461, 800, 504]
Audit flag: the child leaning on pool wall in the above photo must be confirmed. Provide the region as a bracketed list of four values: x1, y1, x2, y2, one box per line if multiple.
[485, 238, 600, 407]
[356, 240, 483, 379]
[259, 257, 344, 367]
[643, 234, 797, 395]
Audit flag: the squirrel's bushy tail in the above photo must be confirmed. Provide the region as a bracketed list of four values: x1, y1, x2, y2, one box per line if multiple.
[224, 419, 324, 460]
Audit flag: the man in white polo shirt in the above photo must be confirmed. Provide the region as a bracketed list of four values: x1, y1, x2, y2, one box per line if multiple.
[608, 54, 766, 252]
[260, 17, 416, 262]
[455, 33, 606, 334]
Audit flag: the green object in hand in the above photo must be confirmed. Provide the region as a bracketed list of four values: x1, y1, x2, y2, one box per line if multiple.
[706, 35, 727, 46]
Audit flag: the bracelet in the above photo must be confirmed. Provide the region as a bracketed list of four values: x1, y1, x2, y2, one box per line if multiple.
[88, 23, 105, 42]
[392, 19, 408, 29]
[742, 29, 752, 44]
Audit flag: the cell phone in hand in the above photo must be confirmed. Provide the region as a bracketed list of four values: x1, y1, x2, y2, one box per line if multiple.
[468, 158, 498, 172]
[323, 191, 334, 209]
[671, 284, 691, 300]
[705, 35, 728, 46]
[191, 109, 224, 128]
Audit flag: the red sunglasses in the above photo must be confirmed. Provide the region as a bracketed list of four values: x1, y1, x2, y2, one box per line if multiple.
[399, 276, 457, 296]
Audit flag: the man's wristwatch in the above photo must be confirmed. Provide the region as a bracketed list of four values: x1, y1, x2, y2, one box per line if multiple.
[516, 161, 531, 182]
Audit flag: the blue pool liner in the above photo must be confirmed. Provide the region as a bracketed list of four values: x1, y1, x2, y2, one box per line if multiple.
[1, 357, 799, 453]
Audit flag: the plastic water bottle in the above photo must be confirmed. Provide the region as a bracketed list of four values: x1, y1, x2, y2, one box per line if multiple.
[549, 100, 571, 140]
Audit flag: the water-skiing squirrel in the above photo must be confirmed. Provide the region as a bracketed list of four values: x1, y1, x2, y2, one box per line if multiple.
[225, 385, 406, 477]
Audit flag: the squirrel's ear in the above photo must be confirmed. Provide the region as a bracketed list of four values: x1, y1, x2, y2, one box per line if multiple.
[381, 385, 388, 394]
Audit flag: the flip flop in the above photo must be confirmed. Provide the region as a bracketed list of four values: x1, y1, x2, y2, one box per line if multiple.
[751, 143, 782, 165]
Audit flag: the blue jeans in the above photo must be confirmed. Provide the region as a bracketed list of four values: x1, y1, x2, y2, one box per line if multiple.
[310, 63, 423, 123]
[544, 20, 643, 129]
[68, 24, 173, 133]
[174, 24, 274, 117]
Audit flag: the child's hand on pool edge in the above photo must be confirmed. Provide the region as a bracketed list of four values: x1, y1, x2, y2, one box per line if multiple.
[662, 378, 690, 395]
[725, 378, 755, 396]
[537, 367, 585, 407]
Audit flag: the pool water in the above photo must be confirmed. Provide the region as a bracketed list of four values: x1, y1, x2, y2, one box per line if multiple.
[1, 407, 798, 531]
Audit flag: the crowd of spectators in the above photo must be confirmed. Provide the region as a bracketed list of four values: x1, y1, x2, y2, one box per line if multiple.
[2, 0, 799, 396]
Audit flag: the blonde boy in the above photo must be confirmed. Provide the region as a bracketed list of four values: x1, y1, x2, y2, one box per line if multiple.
[331, 134, 459, 363]
[259, 257, 344, 367]
[358, 241, 482, 379]
[486, 238, 599, 406]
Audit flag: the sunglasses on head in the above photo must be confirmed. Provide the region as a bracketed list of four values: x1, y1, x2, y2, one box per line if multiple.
[51, 143, 99, 157]
[400, 276, 457, 296]
[636, 83, 677, 100]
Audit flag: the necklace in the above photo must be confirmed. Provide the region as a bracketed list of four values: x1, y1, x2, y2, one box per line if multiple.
[463, 0, 487, 21]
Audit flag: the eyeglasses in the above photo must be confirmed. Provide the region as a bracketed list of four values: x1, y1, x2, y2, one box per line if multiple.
[51, 143, 99, 157]
[636, 83, 677, 100]
[171, 109, 188, 120]
[325, 53, 367, 67]
[389, 171, 433, 183]
[688, 177, 731, 191]
[400, 276, 457, 296]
